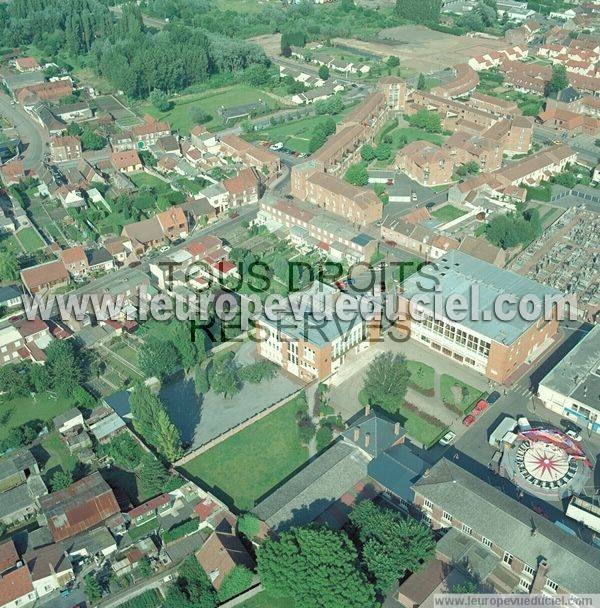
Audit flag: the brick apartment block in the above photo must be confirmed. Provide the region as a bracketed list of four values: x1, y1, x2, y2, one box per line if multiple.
[395, 141, 456, 187]
[291, 161, 382, 226]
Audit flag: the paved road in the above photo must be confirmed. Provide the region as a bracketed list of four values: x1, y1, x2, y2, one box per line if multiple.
[0, 92, 46, 170]
[533, 125, 600, 167]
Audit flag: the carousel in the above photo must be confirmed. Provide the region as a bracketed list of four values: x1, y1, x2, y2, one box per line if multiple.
[501, 427, 592, 500]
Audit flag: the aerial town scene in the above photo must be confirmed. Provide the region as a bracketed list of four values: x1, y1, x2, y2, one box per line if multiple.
[0, 0, 599, 606]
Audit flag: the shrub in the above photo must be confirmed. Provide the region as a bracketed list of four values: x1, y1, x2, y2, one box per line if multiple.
[162, 519, 199, 544]
[217, 566, 254, 602]
[316, 425, 333, 452]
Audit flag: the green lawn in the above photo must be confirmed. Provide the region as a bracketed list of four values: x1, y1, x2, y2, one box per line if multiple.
[387, 127, 444, 150]
[240, 591, 293, 608]
[431, 205, 466, 223]
[137, 85, 281, 133]
[35, 431, 78, 483]
[128, 517, 160, 541]
[245, 115, 329, 154]
[129, 173, 171, 192]
[393, 403, 446, 448]
[181, 395, 309, 511]
[16, 227, 45, 252]
[440, 374, 484, 413]
[406, 360, 435, 393]
[0, 393, 74, 441]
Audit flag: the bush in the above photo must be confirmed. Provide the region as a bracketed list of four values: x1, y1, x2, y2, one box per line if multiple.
[162, 519, 199, 544]
[316, 425, 333, 452]
[239, 361, 277, 384]
[237, 513, 261, 539]
[217, 566, 254, 602]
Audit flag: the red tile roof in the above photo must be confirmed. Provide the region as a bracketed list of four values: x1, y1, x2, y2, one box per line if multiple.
[0, 566, 33, 606]
[128, 494, 171, 519]
[111, 150, 141, 171]
[0, 540, 18, 574]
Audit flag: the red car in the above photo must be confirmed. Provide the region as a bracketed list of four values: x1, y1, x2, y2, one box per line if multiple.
[384, 240, 397, 248]
[463, 414, 475, 426]
[473, 400, 488, 414]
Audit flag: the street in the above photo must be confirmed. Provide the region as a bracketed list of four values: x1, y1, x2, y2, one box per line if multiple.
[0, 91, 46, 170]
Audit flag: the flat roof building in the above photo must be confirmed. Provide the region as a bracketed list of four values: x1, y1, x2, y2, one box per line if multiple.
[398, 250, 564, 383]
[538, 325, 600, 434]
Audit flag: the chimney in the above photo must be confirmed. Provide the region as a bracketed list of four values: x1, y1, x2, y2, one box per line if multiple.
[532, 558, 549, 594]
[394, 422, 401, 436]
[365, 404, 371, 416]
[353, 427, 360, 442]
[365, 432, 371, 448]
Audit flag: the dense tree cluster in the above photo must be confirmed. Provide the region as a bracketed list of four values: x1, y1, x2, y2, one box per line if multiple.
[485, 207, 542, 250]
[406, 109, 443, 133]
[395, 0, 442, 24]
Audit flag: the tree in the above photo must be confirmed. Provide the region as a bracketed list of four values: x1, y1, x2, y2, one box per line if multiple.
[217, 566, 254, 602]
[395, 0, 442, 24]
[386, 55, 399, 68]
[190, 107, 212, 125]
[257, 527, 377, 608]
[50, 470, 73, 492]
[171, 321, 198, 371]
[361, 145, 376, 162]
[237, 513, 261, 539]
[80, 127, 106, 151]
[452, 581, 478, 593]
[149, 89, 173, 112]
[417, 73, 426, 91]
[546, 64, 569, 96]
[208, 352, 240, 398]
[154, 407, 183, 461]
[130, 383, 162, 446]
[84, 574, 102, 603]
[138, 557, 152, 578]
[45, 340, 83, 398]
[138, 336, 179, 380]
[344, 163, 369, 186]
[165, 556, 217, 608]
[239, 361, 277, 384]
[349, 500, 435, 592]
[281, 42, 292, 58]
[0, 250, 19, 281]
[362, 352, 410, 413]
[194, 364, 210, 395]
[0, 364, 30, 399]
[407, 109, 442, 133]
[374, 142, 392, 161]
[139, 453, 170, 496]
[314, 94, 344, 116]
[318, 64, 330, 80]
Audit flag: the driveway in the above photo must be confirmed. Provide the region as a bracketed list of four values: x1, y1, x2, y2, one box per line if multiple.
[0, 92, 46, 170]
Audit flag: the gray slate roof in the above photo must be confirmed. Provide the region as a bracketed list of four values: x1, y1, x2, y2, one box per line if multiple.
[0, 448, 37, 483]
[413, 459, 600, 593]
[253, 441, 369, 531]
[539, 324, 600, 412]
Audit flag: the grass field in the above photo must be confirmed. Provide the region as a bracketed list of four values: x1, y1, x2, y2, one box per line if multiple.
[394, 402, 446, 447]
[129, 172, 171, 192]
[245, 115, 326, 154]
[407, 360, 435, 393]
[0, 393, 74, 442]
[388, 127, 445, 150]
[16, 227, 45, 252]
[431, 205, 466, 223]
[181, 395, 309, 511]
[137, 85, 281, 133]
[440, 374, 484, 413]
[35, 431, 78, 484]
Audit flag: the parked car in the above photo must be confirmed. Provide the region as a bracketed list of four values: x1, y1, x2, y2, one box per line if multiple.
[517, 417, 531, 431]
[487, 391, 501, 404]
[473, 400, 488, 415]
[463, 414, 475, 427]
[439, 431, 456, 446]
[159, 245, 170, 253]
[565, 429, 583, 442]
[269, 142, 284, 151]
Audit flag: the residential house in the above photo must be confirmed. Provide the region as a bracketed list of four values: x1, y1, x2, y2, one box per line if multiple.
[103, 237, 129, 265]
[218, 135, 281, 176]
[111, 149, 142, 173]
[121, 217, 165, 255]
[16, 80, 72, 104]
[0, 541, 36, 608]
[127, 494, 173, 526]
[86, 247, 115, 273]
[23, 543, 74, 599]
[223, 168, 261, 207]
[0, 286, 22, 310]
[131, 118, 171, 149]
[60, 246, 89, 278]
[14, 57, 40, 72]
[39, 472, 120, 541]
[0, 160, 25, 186]
[155, 135, 180, 156]
[49, 136, 82, 162]
[89, 412, 126, 444]
[195, 514, 255, 590]
[54, 102, 93, 123]
[156, 206, 188, 240]
[396, 141, 456, 187]
[53, 408, 84, 435]
[20, 259, 69, 295]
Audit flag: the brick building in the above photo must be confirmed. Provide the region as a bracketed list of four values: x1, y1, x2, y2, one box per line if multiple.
[49, 136, 82, 162]
[20, 259, 70, 295]
[291, 161, 382, 226]
[257, 282, 380, 381]
[396, 141, 456, 186]
[397, 250, 563, 383]
[413, 459, 600, 594]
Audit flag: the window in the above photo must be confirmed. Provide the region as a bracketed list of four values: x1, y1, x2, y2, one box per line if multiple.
[423, 499, 433, 510]
[545, 579, 559, 592]
[523, 564, 535, 577]
[519, 578, 532, 592]
[462, 523, 472, 535]
[503, 552, 513, 566]
[481, 537, 493, 549]
[442, 511, 452, 524]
